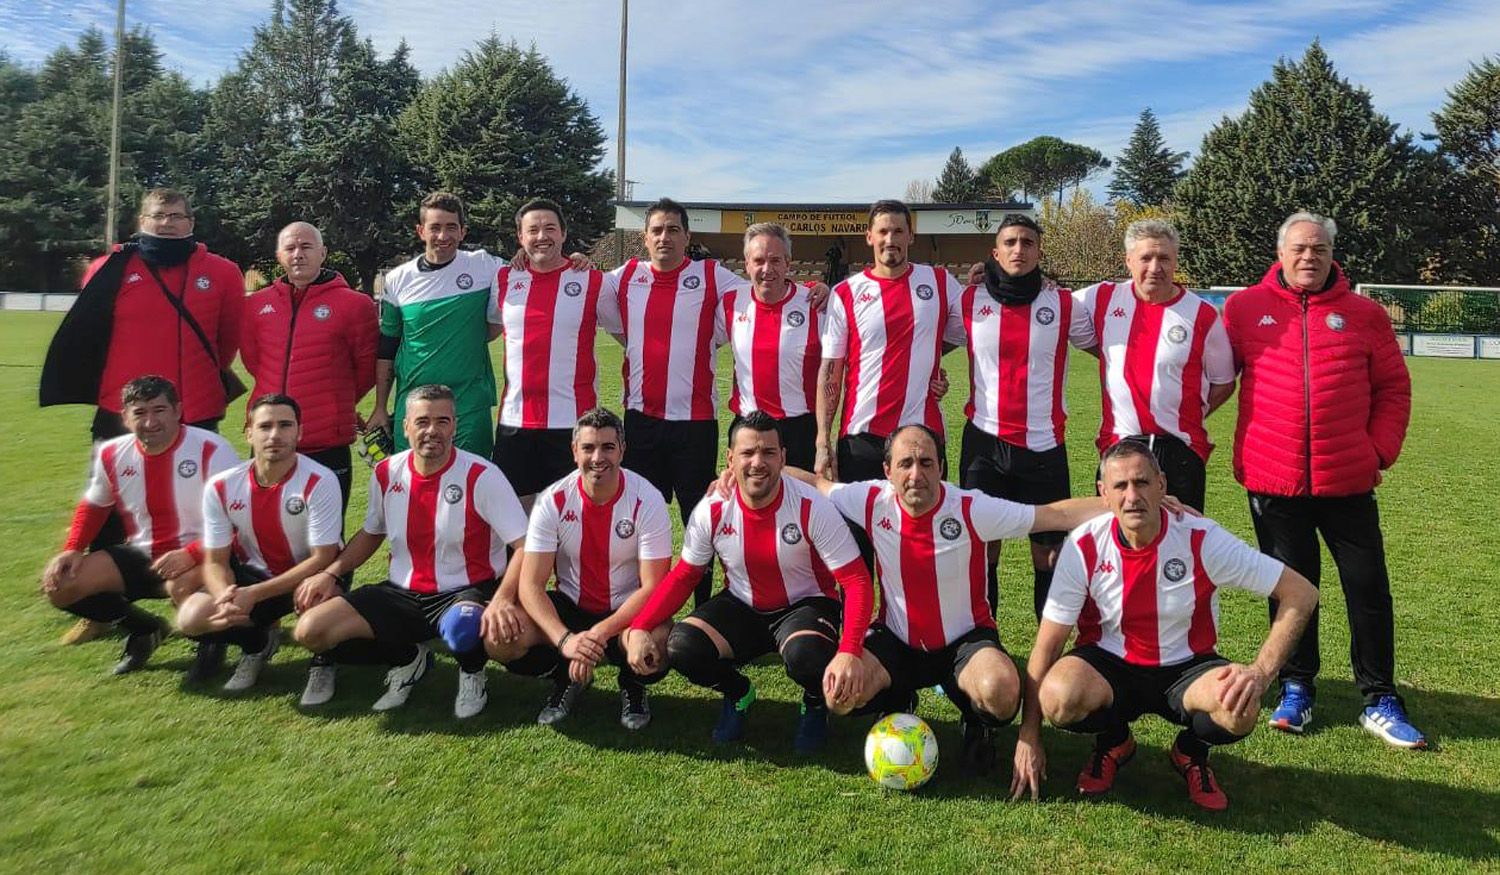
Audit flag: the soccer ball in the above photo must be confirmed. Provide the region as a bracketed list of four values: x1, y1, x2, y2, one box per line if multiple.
[864, 713, 939, 790]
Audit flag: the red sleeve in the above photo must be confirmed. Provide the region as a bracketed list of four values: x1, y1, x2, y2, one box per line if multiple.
[831, 558, 874, 655]
[1366, 314, 1412, 469]
[351, 293, 378, 400]
[183, 540, 204, 564]
[217, 262, 246, 365]
[629, 559, 707, 632]
[63, 502, 113, 552]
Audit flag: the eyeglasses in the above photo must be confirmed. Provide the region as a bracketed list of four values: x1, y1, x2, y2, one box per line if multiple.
[142, 211, 192, 222]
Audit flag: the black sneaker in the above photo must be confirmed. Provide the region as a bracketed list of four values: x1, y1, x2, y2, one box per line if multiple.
[184, 641, 227, 684]
[620, 683, 651, 731]
[960, 715, 998, 776]
[537, 677, 585, 726]
[112, 625, 165, 675]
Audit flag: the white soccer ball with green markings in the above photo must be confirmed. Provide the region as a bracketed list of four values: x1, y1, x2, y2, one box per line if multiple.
[864, 712, 939, 790]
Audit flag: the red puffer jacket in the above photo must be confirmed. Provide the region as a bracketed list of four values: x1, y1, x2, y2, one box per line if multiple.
[1224, 263, 1411, 497]
[240, 271, 378, 452]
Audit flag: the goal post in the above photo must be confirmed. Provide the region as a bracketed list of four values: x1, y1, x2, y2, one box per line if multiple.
[1356, 283, 1500, 359]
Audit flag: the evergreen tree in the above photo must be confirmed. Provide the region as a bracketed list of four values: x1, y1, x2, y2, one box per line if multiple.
[980, 136, 1108, 206]
[398, 38, 613, 256]
[1176, 42, 1435, 285]
[1107, 108, 1187, 206]
[932, 147, 979, 202]
[1427, 57, 1500, 283]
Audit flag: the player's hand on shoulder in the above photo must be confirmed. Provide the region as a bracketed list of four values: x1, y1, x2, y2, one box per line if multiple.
[967, 262, 984, 286]
[1010, 733, 1047, 801]
[1162, 495, 1202, 519]
[566, 252, 593, 272]
[807, 282, 830, 311]
[707, 468, 734, 499]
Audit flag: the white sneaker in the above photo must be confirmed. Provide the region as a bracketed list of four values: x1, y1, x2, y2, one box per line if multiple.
[372, 644, 431, 711]
[223, 627, 280, 692]
[300, 663, 337, 707]
[454, 669, 489, 719]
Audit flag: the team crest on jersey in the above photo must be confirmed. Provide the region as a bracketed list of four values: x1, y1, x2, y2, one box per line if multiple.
[1326, 313, 1346, 332]
[1167, 324, 1189, 344]
[614, 519, 635, 539]
[563, 280, 584, 297]
[126, 272, 142, 284]
[683, 275, 701, 290]
[285, 496, 307, 515]
[177, 460, 198, 478]
[780, 523, 803, 545]
[787, 310, 806, 327]
[313, 303, 332, 321]
[443, 484, 464, 504]
[914, 283, 934, 301]
[1036, 306, 1056, 325]
[938, 517, 963, 540]
[455, 273, 474, 290]
[1163, 557, 1187, 582]
[194, 275, 212, 291]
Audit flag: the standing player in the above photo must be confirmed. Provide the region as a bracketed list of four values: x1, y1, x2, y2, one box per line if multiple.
[174, 394, 342, 694]
[40, 376, 237, 675]
[492, 200, 622, 512]
[788, 425, 1114, 773]
[815, 200, 964, 484]
[291, 385, 529, 717]
[611, 197, 744, 606]
[1012, 441, 1317, 810]
[622, 412, 875, 753]
[484, 408, 674, 729]
[958, 214, 1096, 619]
[720, 223, 823, 469]
[1073, 220, 1236, 510]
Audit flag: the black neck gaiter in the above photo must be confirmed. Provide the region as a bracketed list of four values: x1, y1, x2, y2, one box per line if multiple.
[983, 258, 1044, 305]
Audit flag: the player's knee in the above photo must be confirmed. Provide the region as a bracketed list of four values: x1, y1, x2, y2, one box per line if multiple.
[780, 633, 835, 693]
[969, 671, 1020, 724]
[293, 613, 332, 653]
[174, 594, 216, 637]
[438, 601, 484, 656]
[1039, 674, 1090, 726]
[666, 623, 718, 672]
[164, 576, 198, 604]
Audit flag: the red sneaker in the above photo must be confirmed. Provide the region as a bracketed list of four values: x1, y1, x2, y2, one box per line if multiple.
[1169, 743, 1229, 811]
[1076, 733, 1136, 796]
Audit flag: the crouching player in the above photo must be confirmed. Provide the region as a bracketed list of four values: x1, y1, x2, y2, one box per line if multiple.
[40, 376, 236, 675]
[482, 408, 675, 730]
[292, 385, 528, 717]
[1012, 440, 1317, 810]
[622, 411, 875, 752]
[173, 394, 342, 694]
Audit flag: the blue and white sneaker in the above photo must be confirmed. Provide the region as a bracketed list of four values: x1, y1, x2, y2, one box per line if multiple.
[1268, 680, 1314, 733]
[1360, 695, 1428, 749]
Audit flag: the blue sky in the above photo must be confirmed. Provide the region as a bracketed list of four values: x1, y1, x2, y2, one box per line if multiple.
[4, 0, 1497, 203]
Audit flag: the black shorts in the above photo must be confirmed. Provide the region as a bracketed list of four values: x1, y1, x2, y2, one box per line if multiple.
[1066, 644, 1227, 727]
[507, 591, 628, 678]
[732, 412, 817, 471]
[342, 581, 493, 645]
[835, 431, 887, 483]
[493, 425, 575, 496]
[303, 445, 353, 516]
[864, 623, 1006, 695]
[1100, 433, 1206, 513]
[622, 411, 718, 510]
[689, 590, 841, 663]
[230, 564, 296, 625]
[102, 544, 167, 601]
[959, 421, 1070, 546]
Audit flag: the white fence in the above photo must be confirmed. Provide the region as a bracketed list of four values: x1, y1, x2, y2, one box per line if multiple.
[1, 292, 78, 312]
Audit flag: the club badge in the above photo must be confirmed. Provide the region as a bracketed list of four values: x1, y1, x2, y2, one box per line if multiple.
[615, 519, 635, 539]
[1036, 306, 1056, 325]
[1167, 324, 1189, 344]
[787, 310, 806, 327]
[443, 484, 463, 504]
[285, 496, 306, 515]
[177, 460, 198, 478]
[456, 273, 474, 290]
[564, 281, 583, 297]
[1164, 558, 1187, 582]
[781, 523, 804, 545]
[939, 517, 962, 540]
[915, 283, 934, 301]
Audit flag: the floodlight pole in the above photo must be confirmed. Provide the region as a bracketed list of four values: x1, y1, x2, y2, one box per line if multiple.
[104, 0, 126, 249]
[614, 0, 628, 267]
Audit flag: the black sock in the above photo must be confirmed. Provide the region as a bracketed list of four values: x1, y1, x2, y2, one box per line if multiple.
[325, 638, 418, 666]
[222, 625, 270, 654]
[1097, 721, 1131, 750]
[1175, 727, 1211, 761]
[1189, 710, 1249, 747]
[667, 624, 751, 700]
[64, 593, 131, 626]
[1033, 568, 1055, 621]
[1059, 703, 1126, 740]
[455, 646, 488, 674]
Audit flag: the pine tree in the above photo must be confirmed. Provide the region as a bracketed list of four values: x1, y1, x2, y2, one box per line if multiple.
[1176, 42, 1437, 285]
[932, 147, 979, 202]
[1107, 108, 1187, 206]
[1427, 57, 1500, 283]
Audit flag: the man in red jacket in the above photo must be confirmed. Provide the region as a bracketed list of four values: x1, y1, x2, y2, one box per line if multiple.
[1223, 211, 1424, 749]
[241, 222, 378, 509]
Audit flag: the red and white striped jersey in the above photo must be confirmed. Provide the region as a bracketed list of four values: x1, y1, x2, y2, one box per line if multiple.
[828, 480, 1035, 650]
[1073, 281, 1235, 460]
[720, 282, 821, 418]
[527, 469, 673, 613]
[680, 475, 860, 612]
[1044, 511, 1284, 667]
[612, 257, 743, 421]
[362, 448, 528, 593]
[960, 281, 1095, 451]
[496, 264, 622, 429]
[82, 426, 238, 559]
[822, 264, 965, 439]
[202, 455, 343, 575]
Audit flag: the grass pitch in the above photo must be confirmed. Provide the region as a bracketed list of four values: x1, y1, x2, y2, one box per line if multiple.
[1, 310, 1497, 873]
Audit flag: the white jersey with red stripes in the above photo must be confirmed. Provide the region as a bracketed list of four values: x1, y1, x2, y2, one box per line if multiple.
[828, 480, 1034, 650]
[202, 455, 343, 575]
[720, 282, 821, 418]
[82, 426, 238, 560]
[821, 264, 965, 439]
[960, 280, 1096, 451]
[1044, 511, 1284, 667]
[1073, 281, 1235, 460]
[680, 475, 861, 612]
[362, 448, 528, 594]
[496, 264, 622, 429]
[612, 257, 744, 421]
[528, 468, 673, 613]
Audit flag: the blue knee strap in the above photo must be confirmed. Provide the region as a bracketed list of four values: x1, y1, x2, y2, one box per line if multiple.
[438, 601, 484, 653]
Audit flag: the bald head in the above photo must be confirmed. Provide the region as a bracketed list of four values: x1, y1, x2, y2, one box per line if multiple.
[276, 222, 327, 288]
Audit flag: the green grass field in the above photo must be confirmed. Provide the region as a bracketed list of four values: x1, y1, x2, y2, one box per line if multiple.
[1, 310, 1497, 873]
